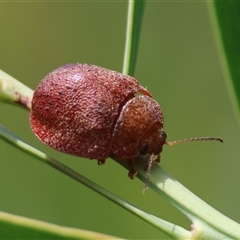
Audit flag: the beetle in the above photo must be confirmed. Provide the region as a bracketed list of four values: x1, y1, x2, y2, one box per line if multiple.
[30, 63, 223, 182]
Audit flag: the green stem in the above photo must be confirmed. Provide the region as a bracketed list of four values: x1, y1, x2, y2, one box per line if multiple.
[132, 157, 240, 239]
[122, 0, 145, 76]
[0, 211, 123, 240]
[0, 69, 33, 109]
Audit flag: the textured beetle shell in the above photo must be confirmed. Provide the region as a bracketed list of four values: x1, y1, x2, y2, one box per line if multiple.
[30, 63, 161, 160]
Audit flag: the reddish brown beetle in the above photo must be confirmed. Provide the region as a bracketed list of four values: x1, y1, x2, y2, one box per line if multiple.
[30, 63, 223, 184]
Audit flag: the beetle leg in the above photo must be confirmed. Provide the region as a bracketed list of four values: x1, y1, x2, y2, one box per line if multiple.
[97, 159, 106, 165]
[143, 153, 155, 194]
[126, 158, 137, 179]
[155, 154, 161, 163]
[144, 154, 160, 170]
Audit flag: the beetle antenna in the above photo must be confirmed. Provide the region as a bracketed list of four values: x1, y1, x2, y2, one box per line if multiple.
[166, 136, 223, 146]
[143, 153, 155, 194]
[142, 137, 223, 193]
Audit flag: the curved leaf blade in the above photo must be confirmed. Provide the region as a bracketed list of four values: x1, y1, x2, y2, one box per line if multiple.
[209, 2, 240, 123]
[0, 211, 122, 240]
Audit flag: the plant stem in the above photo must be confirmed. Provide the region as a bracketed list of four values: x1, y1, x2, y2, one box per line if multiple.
[122, 0, 145, 76]
[0, 69, 33, 110]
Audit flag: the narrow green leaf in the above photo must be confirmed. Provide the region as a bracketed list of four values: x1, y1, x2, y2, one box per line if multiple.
[209, 2, 240, 123]
[0, 69, 33, 110]
[0, 211, 122, 240]
[122, 0, 145, 76]
[115, 156, 240, 240]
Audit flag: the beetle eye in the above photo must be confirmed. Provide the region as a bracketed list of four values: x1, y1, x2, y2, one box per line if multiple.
[139, 144, 149, 155]
[162, 131, 167, 141]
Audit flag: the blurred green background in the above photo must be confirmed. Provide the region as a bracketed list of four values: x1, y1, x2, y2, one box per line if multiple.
[0, 2, 240, 239]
